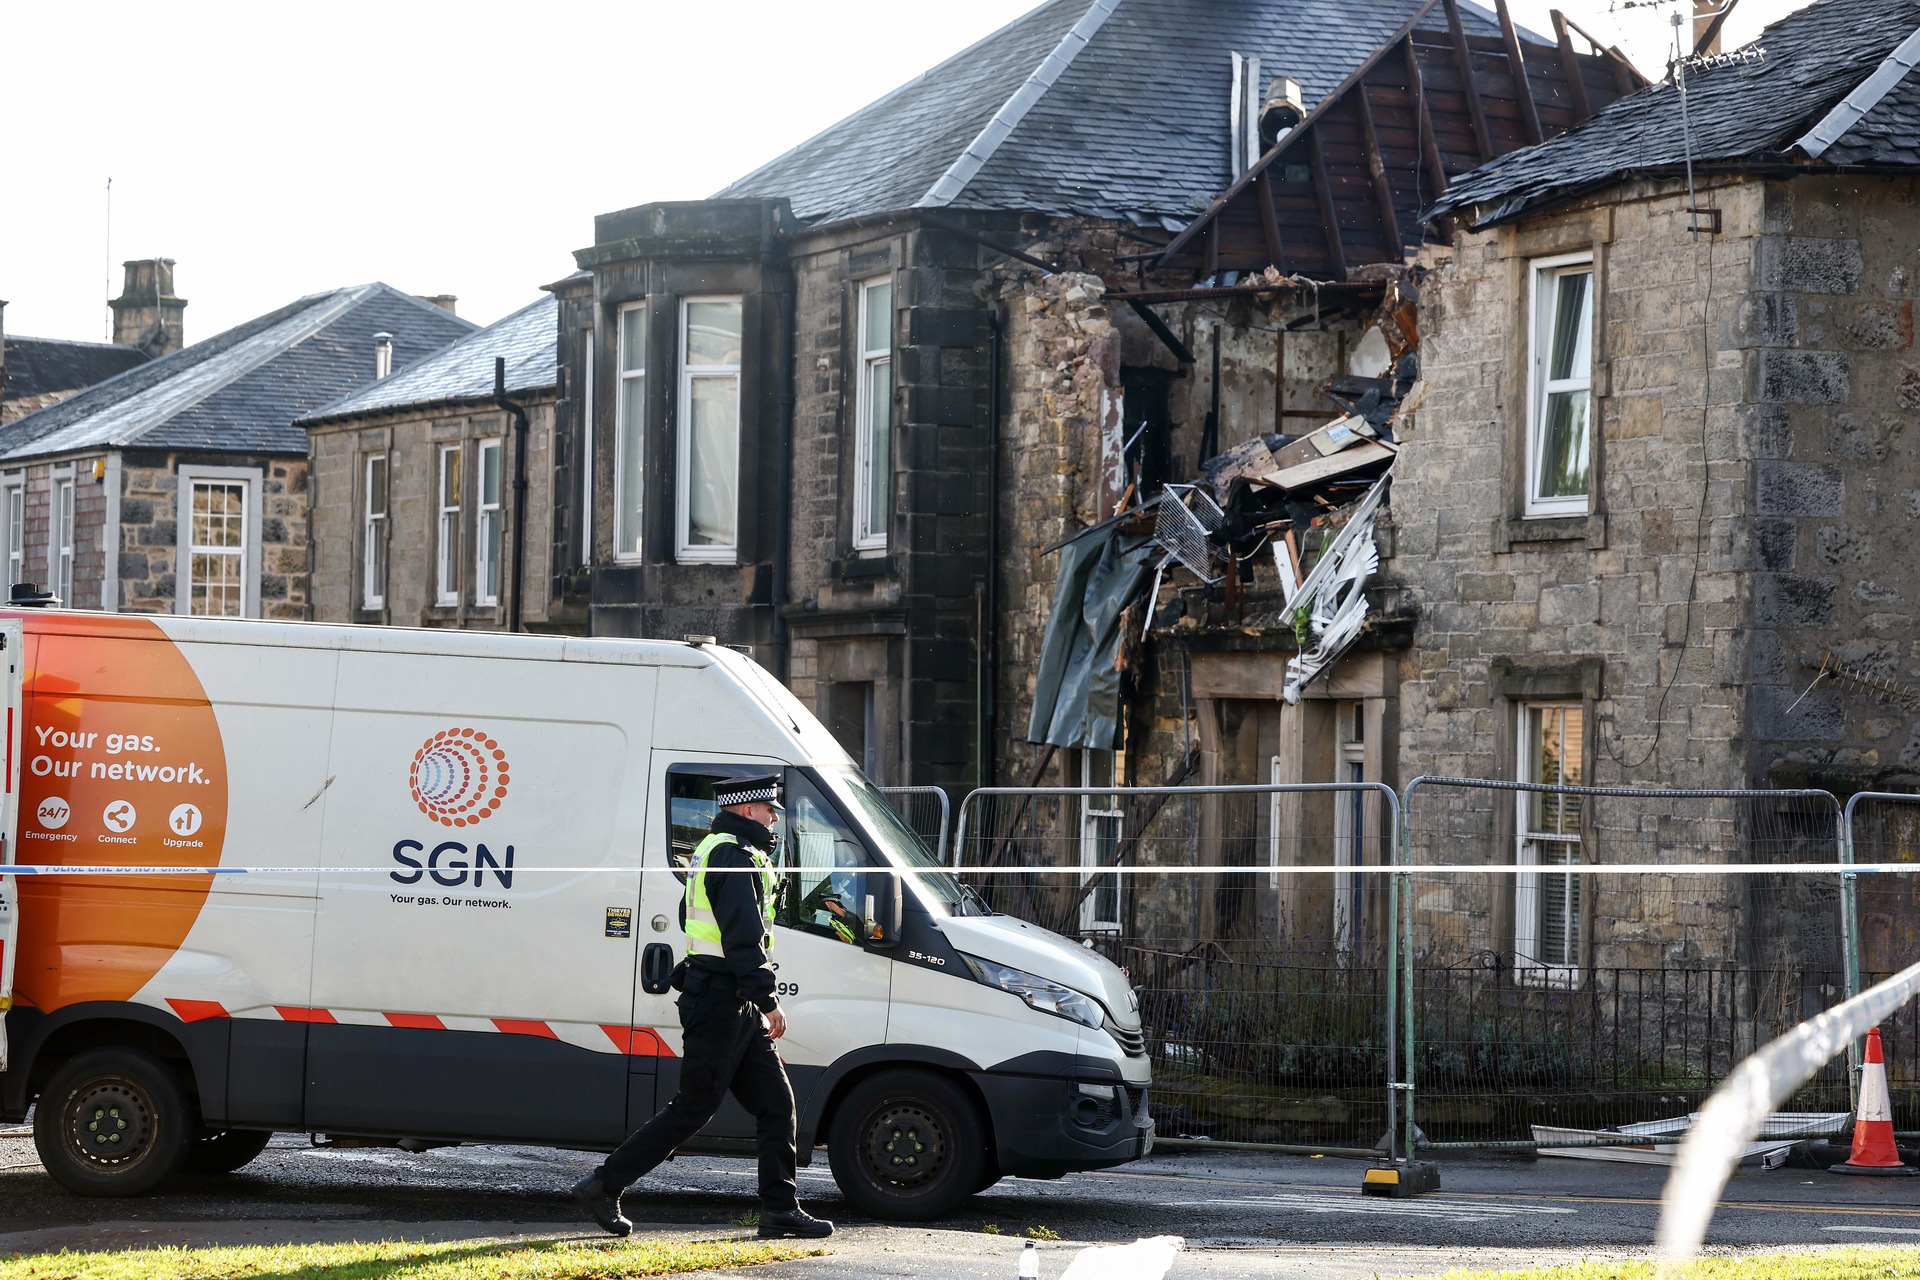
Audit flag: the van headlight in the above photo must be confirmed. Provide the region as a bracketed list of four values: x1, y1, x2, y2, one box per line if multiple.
[960, 953, 1105, 1029]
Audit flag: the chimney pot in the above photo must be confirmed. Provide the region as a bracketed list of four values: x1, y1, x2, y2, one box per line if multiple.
[374, 332, 395, 381]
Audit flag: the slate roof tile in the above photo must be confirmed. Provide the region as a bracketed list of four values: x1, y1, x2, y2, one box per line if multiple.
[299, 295, 558, 425]
[717, 0, 1523, 228]
[1, 337, 149, 404]
[0, 286, 475, 462]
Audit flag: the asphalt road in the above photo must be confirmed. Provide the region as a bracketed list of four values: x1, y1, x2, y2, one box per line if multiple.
[5, 1128, 1920, 1278]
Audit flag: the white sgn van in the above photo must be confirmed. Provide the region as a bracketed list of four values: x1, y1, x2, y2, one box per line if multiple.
[0, 611, 1151, 1219]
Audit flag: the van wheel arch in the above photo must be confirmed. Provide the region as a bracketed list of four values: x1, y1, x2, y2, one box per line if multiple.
[26, 1017, 196, 1103]
[806, 1047, 988, 1151]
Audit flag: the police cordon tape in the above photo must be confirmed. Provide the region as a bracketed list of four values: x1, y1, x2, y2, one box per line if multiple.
[1655, 954, 1920, 1267]
[0, 862, 1911, 876]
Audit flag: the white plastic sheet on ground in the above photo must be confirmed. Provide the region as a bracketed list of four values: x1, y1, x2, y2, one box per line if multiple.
[1058, 1235, 1184, 1280]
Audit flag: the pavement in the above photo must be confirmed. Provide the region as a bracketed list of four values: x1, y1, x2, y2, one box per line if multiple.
[4, 1129, 1920, 1278]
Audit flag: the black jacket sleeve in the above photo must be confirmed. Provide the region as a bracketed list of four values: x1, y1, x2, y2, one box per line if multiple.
[705, 842, 779, 1012]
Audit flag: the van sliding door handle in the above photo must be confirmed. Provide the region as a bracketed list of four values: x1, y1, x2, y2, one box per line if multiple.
[640, 943, 675, 995]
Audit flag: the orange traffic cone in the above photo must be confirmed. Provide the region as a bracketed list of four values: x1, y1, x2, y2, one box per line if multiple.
[1832, 1027, 1916, 1175]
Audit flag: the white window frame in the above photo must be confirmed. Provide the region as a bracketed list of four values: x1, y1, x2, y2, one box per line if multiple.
[436, 444, 462, 606]
[475, 438, 503, 607]
[174, 464, 262, 618]
[675, 295, 742, 564]
[1515, 703, 1584, 987]
[362, 453, 387, 610]
[49, 471, 75, 607]
[1331, 702, 1367, 961]
[614, 302, 645, 563]
[852, 277, 892, 552]
[1, 473, 23, 591]
[1077, 748, 1123, 935]
[581, 341, 595, 563]
[1525, 252, 1595, 518]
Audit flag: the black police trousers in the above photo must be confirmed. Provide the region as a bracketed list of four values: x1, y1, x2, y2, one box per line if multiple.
[594, 983, 798, 1211]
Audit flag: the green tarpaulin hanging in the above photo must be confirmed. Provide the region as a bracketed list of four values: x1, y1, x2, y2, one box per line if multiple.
[1027, 526, 1157, 750]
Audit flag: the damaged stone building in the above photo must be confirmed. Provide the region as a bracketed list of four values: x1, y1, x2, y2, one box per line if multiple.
[551, 0, 1623, 811]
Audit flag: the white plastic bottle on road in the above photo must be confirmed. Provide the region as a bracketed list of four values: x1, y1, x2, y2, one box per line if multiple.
[1018, 1239, 1040, 1279]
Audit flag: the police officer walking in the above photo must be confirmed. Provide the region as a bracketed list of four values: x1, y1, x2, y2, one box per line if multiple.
[573, 774, 833, 1240]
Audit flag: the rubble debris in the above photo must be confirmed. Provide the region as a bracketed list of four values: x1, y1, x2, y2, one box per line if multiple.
[1265, 440, 1396, 492]
[1277, 470, 1390, 703]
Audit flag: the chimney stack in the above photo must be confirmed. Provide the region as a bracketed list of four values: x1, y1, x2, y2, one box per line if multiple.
[417, 294, 458, 316]
[110, 259, 187, 358]
[1693, 0, 1722, 56]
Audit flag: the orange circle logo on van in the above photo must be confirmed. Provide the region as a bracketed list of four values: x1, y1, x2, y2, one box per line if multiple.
[410, 728, 508, 827]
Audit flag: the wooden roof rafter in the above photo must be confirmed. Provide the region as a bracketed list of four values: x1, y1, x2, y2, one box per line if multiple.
[1154, 4, 1648, 282]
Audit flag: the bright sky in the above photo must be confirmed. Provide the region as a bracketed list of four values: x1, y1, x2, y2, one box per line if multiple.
[1, 0, 1811, 345]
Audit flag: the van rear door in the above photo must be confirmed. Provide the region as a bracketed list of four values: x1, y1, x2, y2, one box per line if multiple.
[0, 619, 25, 1071]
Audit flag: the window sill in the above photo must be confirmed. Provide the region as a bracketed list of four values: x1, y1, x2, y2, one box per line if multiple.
[1498, 512, 1606, 552]
[833, 554, 900, 582]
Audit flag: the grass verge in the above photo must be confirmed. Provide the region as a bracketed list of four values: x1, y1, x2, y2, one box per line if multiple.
[0, 1234, 824, 1279]
[1431, 1247, 1920, 1280]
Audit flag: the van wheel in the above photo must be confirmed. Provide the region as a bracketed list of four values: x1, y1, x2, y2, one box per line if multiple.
[34, 1048, 194, 1196]
[181, 1128, 273, 1175]
[828, 1070, 987, 1221]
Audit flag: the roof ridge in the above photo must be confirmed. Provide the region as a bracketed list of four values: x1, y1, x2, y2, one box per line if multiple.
[3, 335, 142, 352]
[1795, 21, 1920, 158]
[916, 0, 1123, 208]
[714, 0, 1086, 207]
[110, 285, 378, 448]
[299, 294, 557, 423]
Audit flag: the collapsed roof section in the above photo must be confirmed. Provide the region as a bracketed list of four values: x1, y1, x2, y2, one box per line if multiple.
[1432, 0, 1920, 227]
[1152, 0, 1643, 279]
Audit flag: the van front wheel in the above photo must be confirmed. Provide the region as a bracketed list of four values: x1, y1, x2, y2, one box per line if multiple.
[35, 1048, 194, 1196]
[827, 1070, 987, 1221]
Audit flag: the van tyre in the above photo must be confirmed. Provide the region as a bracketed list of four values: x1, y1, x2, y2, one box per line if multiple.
[35, 1048, 195, 1196]
[181, 1128, 273, 1176]
[828, 1070, 987, 1221]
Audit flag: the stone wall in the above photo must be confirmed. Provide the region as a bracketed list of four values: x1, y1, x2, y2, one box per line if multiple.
[119, 451, 308, 619]
[1387, 172, 1920, 972]
[307, 400, 564, 631]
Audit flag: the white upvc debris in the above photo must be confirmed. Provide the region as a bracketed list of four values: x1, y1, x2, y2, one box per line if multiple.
[1277, 469, 1390, 704]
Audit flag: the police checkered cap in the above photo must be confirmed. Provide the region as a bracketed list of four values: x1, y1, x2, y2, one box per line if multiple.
[715, 774, 783, 809]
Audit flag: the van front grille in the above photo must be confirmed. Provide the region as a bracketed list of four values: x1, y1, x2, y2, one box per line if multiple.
[1106, 1020, 1147, 1057]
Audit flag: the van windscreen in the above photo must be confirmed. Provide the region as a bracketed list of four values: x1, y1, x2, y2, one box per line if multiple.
[821, 767, 982, 917]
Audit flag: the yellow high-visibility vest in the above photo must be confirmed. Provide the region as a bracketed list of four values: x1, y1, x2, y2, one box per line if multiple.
[684, 831, 778, 957]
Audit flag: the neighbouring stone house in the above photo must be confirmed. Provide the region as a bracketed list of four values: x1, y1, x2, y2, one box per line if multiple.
[0, 283, 471, 616]
[300, 294, 578, 633]
[557, 0, 1618, 805]
[1388, 0, 1920, 981]
[0, 260, 179, 424]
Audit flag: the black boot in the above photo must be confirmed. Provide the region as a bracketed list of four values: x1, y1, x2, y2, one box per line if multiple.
[572, 1174, 632, 1237]
[758, 1206, 833, 1239]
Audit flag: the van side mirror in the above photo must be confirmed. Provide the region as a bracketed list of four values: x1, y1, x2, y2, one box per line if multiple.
[863, 878, 902, 948]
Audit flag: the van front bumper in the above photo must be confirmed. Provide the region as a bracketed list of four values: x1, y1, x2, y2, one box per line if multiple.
[975, 1071, 1153, 1177]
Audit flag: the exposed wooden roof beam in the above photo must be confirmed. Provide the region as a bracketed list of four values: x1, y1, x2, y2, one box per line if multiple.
[1559, 12, 1649, 91]
[1354, 83, 1404, 257]
[1443, 0, 1495, 161]
[1550, 10, 1594, 120]
[1255, 168, 1287, 272]
[1308, 127, 1349, 279]
[1401, 35, 1454, 242]
[1152, 0, 1446, 268]
[1495, 0, 1545, 144]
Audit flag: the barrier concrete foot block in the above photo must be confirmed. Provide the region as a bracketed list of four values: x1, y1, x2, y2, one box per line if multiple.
[1360, 1161, 1440, 1197]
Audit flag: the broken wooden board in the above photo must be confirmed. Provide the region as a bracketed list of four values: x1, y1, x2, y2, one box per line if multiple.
[1262, 440, 1395, 491]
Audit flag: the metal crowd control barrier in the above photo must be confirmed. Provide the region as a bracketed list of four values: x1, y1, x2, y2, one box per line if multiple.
[952, 782, 1404, 1159]
[878, 785, 951, 862]
[1841, 790, 1920, 1117]
[1397, 778, 1844, 1157]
